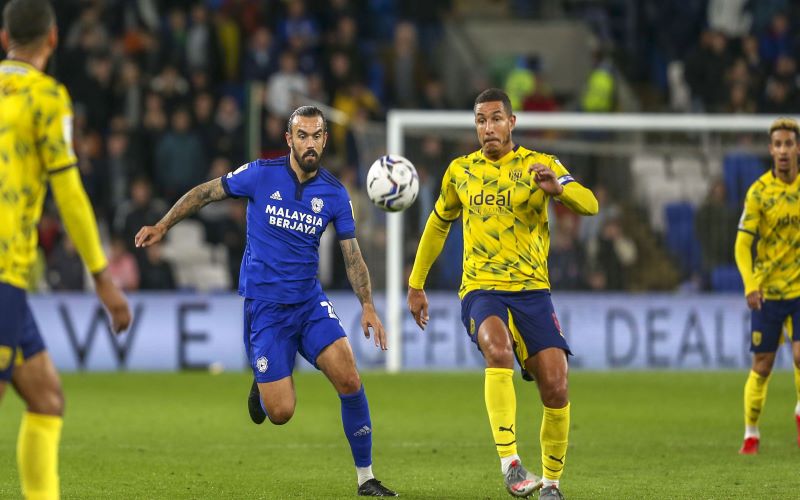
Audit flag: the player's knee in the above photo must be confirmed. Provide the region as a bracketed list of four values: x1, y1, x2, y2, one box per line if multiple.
[266, 404, 295, 425]
[483, 342, 515, 368]
[336, 373, 362, 395]
[539, 377, 568, 408]
[26, 384, 65, 416]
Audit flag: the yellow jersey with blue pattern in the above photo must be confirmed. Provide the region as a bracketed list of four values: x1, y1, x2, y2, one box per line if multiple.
[738, 169, 800, 299]
[0, 60, 84, 289]
[428, 145, 595, 298]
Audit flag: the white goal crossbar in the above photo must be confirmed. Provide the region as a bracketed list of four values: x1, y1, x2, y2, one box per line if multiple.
[385, 111, 783, 373]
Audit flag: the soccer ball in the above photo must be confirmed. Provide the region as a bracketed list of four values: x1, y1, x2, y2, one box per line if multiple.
[366, 155, 419, 212]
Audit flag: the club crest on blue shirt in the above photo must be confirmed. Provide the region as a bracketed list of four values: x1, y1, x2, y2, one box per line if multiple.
[256, 356, 268, 373]
[311, 197, 324, 213]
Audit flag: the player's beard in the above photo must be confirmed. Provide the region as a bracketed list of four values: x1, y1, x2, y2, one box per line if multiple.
[293, 148, 321, 173]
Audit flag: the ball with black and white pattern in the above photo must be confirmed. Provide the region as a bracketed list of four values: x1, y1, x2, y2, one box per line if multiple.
[366, 154, 420, 212]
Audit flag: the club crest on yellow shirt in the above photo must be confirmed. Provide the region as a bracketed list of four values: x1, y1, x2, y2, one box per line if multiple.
[752, 330, 762, 346]
[509, 169, 522, 181]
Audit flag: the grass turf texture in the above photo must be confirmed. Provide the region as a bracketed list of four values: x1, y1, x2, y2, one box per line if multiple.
[0, 371, 798, 499]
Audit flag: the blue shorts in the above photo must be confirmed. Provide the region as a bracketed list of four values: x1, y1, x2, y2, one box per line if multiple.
[750, 297, 800, 353]
[244, 291, 347, 383]
[0, 282, 46, 381]
[461, 290, 571, 376]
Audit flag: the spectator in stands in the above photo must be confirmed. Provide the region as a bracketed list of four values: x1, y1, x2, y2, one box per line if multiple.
[192, 91, 217, 159]
[266, 50, 309, 116]
[47, 237, 85, 291]
[549, 217, 586, 290]
[381, 21, 428, 108]
[221, 201, 247, 290]
[113, 59, 145, 128]
[759, 12, 791, 67]
[155, 107, 207, 201]
[107, 237, 140, 292]
[243, 27, 276, 81]
[150, 65, 190, 112]
[139, 243, 177, 290]
[186, 4, 220, 78]
[587, 215, 638, 290]
[211, 95, 245, 165]
[261, 113, 288, 158]
[581, 49, 616, 112]
[114, 177, 167, 253]
[695, 179, 738, 285]
[685, 30, 730, 112]
[199, 157, 235, 245]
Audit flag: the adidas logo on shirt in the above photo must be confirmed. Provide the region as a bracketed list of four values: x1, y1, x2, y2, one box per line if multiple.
[270, 191, 282, 200]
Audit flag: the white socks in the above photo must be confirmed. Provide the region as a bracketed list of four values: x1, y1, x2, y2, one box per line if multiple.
[542, 478, 559, 488]
[357, 465, 374, 486]
[745, 425, 760, 439]
[500, 454, 521, 474]
[795, 401, 800, 415]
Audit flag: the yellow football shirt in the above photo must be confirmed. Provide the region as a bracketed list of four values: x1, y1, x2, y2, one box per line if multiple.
[738, 169, 800, 299]
[0, 60, 104, 289]
[432, 145, 582, 298]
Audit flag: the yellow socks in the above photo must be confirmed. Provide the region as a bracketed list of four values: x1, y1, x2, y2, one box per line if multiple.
[540, 403, 570, 482]
[794, 364, 800, 412]
[17, 412, 62, 500]
[744, 370, 770, 435]
[485, 368, 517, 459]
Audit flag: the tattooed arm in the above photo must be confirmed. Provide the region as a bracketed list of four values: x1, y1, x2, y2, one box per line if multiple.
[134, 178, 228, 248]
[340, 237, 387, 349]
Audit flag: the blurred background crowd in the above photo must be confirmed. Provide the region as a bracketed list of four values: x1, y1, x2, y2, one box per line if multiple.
[11, 0, 799, 294]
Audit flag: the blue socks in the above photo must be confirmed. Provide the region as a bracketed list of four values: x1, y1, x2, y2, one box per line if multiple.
[339, 385, 373, 467]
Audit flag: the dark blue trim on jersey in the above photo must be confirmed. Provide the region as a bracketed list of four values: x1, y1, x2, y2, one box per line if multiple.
[738, 228, 757, 237]
[512, 144, 520, 152]
[283, 156, 323, 200]
[48, 163, 78, 175]
[220, 174, 238, 198]
[433, 207, 459, 223]
[338, 232, 356, 240]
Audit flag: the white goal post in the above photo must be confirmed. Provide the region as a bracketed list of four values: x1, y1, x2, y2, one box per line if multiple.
[384, 111, 783, 373]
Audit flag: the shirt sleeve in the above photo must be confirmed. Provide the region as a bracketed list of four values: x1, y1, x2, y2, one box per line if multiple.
[548, 156, 599, 215]
[37, 83, 78, 173]
[737, 184, 760, 236]
[332, 187, 356, 240]
[432, 162, 462, 222]
[221, 161, 259, 199]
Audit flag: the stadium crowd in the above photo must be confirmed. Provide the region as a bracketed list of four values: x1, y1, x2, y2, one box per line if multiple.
[15, 0, 795, 294]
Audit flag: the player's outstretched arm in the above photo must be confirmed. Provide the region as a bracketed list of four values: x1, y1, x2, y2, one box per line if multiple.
[407, 212, 452, 330]
[135, 178, 228, 248]
[340, 238, 387, 350]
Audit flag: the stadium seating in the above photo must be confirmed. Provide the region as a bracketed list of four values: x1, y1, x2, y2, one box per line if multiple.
[161, 220, 231, 291]
[710, 264, 744, 292]
[664, 202, 702, 277]
[723, 153, 764, 208]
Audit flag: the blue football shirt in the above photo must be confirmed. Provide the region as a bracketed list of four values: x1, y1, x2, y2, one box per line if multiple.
[220, 155, 356, 303]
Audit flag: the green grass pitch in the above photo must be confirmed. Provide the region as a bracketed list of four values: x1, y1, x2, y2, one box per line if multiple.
[1, 371, 798, 499]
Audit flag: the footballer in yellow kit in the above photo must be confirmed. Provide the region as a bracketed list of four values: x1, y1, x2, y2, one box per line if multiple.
[735, 117, 800, 455]
[408, 88, 598, 500]
[0, 2, 130, 499]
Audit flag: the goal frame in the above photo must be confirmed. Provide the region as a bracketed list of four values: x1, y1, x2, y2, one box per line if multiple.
[385, 111, 781, 373]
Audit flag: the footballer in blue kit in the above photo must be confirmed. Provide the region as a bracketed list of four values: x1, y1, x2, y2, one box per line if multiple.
[135, 106, 397, 497]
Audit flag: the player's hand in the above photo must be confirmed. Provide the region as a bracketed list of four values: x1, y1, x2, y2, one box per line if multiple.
[361, 303, 387, 350]
[746, 290, 764, 311]
[93, 269, 132, 334]
[407, 287, 429, 330]
[528, 163, 563, 196]
[134, 224, 167, 248]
